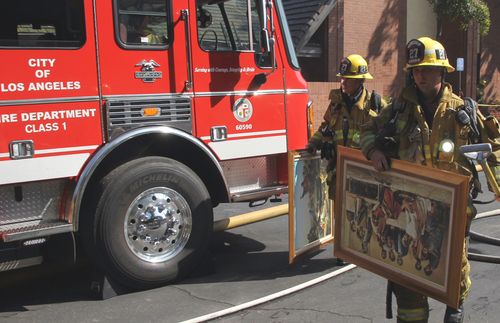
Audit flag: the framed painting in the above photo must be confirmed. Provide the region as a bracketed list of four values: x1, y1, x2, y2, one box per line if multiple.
[334, 146, 469, 308]
[288, 150, 333, 264]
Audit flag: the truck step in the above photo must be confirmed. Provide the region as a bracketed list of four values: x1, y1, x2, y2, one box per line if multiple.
[0, 220, 73, 242]
[231, 185, 288, 202]
[0, 256, 44, 272]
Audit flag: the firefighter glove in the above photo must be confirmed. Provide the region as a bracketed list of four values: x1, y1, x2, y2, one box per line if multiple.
[375, 136, 398, 153]
[306, 141, 319, 154]
[321, 142, 335, 160]
[370, 149, 391, 171]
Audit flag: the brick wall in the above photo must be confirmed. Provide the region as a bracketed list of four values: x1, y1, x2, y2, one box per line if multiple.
[326, 1, 343, 81]
[324, 0, 407, 98]
[308, 82, 339, 128]
[308, 84, 500, 128]
[440, 20, 478, 98]
[482, 105, 500, 120]
[307, 81, 386, 129]
[480, 0, 500, 104]
[438, 0, 499, 103]
[300, 0, 499, 120]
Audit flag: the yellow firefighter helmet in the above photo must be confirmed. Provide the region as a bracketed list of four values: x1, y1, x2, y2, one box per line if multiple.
[405, 37, 455, 72]
[337, 54, 373, 79]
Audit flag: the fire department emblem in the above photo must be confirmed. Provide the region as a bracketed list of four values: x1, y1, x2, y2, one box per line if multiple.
[407, 39, 425, 65]
[339, 59, 349, 74]
[233, 98, 253, 122]
[135, 59, 163, 83]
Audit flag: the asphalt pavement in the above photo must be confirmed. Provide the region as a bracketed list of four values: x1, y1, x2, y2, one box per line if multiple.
[1, 175, 499, 323]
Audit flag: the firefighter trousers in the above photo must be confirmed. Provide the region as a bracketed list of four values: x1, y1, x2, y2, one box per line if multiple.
[392, 238, 470, 322]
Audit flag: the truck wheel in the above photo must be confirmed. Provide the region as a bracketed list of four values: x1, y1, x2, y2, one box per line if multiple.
[91, 156, 213, 290]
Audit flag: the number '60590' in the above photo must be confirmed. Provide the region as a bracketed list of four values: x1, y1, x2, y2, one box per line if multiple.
[236, 124, 252, 130]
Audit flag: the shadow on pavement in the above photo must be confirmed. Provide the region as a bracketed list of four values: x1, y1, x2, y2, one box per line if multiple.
[0, 229, 341, 311]
[180, 230, 340, 285]
[0, 259, 93, 313]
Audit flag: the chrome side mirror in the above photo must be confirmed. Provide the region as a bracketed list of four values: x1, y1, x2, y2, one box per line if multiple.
[258, 0, 271, 53]
[260, 29, 271, 53]
[259, 0, 268, 30]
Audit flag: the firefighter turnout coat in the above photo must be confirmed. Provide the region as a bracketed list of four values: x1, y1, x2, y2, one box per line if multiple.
[361, 82, 500, 305]
[309, 88, 384, 197]
[361, 83, 500, 199]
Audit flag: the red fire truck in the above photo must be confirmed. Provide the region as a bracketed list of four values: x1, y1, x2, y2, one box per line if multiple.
[0, 0, 310, 289]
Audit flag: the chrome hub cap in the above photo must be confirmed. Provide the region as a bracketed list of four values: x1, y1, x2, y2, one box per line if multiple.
[124, 187, 191, 263]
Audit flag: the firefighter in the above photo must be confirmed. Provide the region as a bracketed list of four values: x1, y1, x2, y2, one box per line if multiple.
[130, 12, 166, 44]
[361, 36, 500, 323]
[120, 1, 167, 45]
[306, 54, 386, 199]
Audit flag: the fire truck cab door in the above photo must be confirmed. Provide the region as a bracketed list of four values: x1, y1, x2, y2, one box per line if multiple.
[189, 0, 286, 160]
[95, 1, 188, 97]
[0, 0, 101, 185]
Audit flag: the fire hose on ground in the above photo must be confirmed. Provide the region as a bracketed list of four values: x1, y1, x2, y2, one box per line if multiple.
[460, 143, 500, 263]
[468, 209, 500, 263]
[212, 203, 500, 264]
[213, 204, 289, 232]
[213, 143, 500, 263]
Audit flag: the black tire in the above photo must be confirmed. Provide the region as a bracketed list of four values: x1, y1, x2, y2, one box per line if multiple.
[87, 156, 213, 290]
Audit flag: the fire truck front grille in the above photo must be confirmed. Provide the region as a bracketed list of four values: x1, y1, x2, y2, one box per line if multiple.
[106, 96, 192, 140]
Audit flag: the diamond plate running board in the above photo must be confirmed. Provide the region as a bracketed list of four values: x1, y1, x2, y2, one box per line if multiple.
[0, 220, 73, 242]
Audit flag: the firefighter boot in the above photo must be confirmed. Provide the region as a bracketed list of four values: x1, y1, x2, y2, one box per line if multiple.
[444, 304, 464, 323]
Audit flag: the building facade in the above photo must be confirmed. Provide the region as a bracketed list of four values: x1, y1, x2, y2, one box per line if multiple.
[285, 0, 499, 107]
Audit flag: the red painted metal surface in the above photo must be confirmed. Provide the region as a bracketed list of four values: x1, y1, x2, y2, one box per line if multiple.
[0, 0, 309, 184]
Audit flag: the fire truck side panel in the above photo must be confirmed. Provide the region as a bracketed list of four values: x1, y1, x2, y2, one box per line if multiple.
[0, 0, 99, 101]
[281, 62, 309, 151]
[284, 78, 309, 152]
[193, 93, 286, 160]
[0, 49, 99, 100]
[189, 0, 287, 161]
[273, 0, 309, 152]
[0, 0, 102, 185]
[0, 101, 102, 185]
[0, 0, 312, 285]
[95, 1, 188, 96]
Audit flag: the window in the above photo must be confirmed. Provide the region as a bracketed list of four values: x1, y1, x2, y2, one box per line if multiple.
[197, 0, 252, 52]
[117, 0, 169, 47]
[197, 0, 272, 66]
[0, 0, 85, 48]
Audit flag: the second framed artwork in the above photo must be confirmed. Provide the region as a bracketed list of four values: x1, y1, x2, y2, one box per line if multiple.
[288, 150, 333, 264]
[334, 146, 469, 308]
